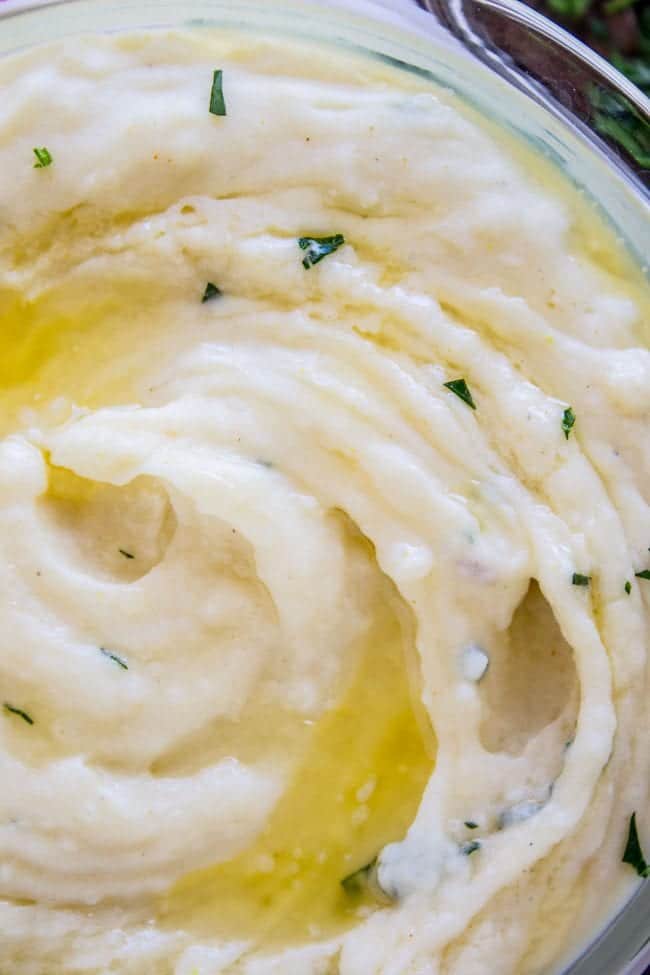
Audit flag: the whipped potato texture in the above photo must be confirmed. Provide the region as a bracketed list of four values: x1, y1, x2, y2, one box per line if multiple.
[0, 28, 648, 975]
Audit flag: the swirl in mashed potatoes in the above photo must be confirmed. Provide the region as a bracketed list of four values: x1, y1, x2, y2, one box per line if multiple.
[0, 27, 648, 975]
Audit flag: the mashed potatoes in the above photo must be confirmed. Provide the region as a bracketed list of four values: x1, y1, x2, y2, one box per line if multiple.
[0, 27, 648, 975]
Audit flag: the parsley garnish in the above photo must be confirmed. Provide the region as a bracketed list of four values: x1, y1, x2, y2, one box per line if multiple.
[461, 840, 481, 856]
[443, 378, 476, 410]
[464, 821, 479, 830]
[209, 70, 226, 117]
[100, 648, 128, 670]
[201, 282, 222, 303]
[3, 702, 34, 725]
[33, 147, 53, 169]
[119, 549, 134, 560]
[622, 813, 649, 879]
[635, 570, 650, 581]
[562, 406, 576, 440]
[572, 573, 591, 586]
[298, 234, 345, 269]
[625, 580, 632, 595]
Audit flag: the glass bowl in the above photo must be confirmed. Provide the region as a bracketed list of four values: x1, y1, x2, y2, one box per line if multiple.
[0, 1, 647, 974]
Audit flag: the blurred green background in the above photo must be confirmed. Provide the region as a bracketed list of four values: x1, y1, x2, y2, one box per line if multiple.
[523, 0, 649, 94]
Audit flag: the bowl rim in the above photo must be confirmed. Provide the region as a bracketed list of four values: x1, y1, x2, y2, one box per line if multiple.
[435, 0, 650, 116]
[416, 0, 649, 195]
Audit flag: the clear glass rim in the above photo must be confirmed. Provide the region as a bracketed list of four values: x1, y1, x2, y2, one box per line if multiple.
[434, 0, 650, 116]
[417, 0, 649, 196]
[1, 0, 649, 112]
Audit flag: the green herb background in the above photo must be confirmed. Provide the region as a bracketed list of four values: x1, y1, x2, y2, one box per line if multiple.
[523, 0, 650, 94]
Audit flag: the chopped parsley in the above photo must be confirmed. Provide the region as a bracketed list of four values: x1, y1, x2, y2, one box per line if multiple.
[100, 647, 128, 671]
[562, 406, 576, 440]
[622, 812, 649, 879]
[625, 580, 632, 595]
[572, 573, 591, 587]
[119, 548, 135, 560]
[443, 378, 476, 410]
[33, 147, 53, 168]
[3, 702, 34, 725]
[635, 570, 650, 581]
[464, 821, 479, 830]
[298, 234, 345, 269]
[209, 70, 226, 116]
[461, 840, 481, 856]
[201, 282, 222, 303]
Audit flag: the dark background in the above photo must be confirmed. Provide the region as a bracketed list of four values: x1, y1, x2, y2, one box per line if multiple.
[522, 0, 650, 94]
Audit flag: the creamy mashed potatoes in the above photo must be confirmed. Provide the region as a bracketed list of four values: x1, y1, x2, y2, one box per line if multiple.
[0, 27, 648, 975]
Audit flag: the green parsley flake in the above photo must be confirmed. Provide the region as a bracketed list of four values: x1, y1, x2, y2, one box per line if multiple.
[622, 812, 649, 878]
[119, 548, 135, 560]
[461, 840, 481, 856]
[100, 647, 128, 671]
[572, 573, 591, 587]
[33, 147, 53, 168]
[443, 378, 476, 410]
[625, 580, 632, 595]
[3, 702, 34, 725]
[298, 235, 345, 269]
[209, 70, 226, 116]
[201, 282, 222, 303]
[635, 570, 650, 581]
[562, 406, 576, 440]
[464, 821, 479, 830]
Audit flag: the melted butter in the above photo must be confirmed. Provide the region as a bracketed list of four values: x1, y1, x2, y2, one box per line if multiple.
[0, 286, 165, 436]
[158, 604, 434, 947]
[0, 292, 103, 438]
[0, 294, 75, 394]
